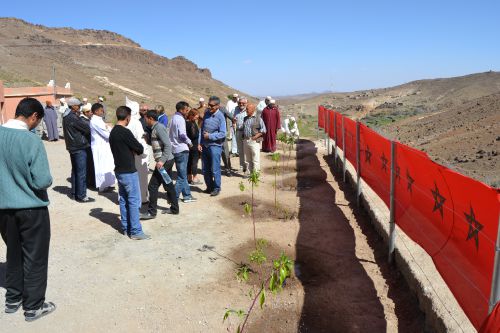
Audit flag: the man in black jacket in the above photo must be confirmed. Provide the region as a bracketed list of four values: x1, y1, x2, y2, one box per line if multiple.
[62, 97, 94, 202]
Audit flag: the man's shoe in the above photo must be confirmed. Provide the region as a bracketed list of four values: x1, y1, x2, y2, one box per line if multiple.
[162, 208, 179, 215]
[24, 302, 56, 322]
[203, 188, 213, 194]
[130, 233, 151, 240]
[76, 196, 95, 203]
[210, 189, 220, 197]
[140, 213, 155, 220]
[182, 196, 197, 203]
[5, 300, 22, 314]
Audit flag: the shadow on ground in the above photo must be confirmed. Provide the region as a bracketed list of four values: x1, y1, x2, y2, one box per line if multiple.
[294, 139, 425, 333]
[89, 208, 122, 234]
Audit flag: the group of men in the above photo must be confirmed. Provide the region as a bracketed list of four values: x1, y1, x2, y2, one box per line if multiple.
[0, 92, 283, 322]
[202, 93, 281, 176]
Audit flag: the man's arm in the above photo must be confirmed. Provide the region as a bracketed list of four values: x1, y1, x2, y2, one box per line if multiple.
[208, 112, 227, 141]
[74, 117, 90, 136]
[177, 117, 192, 146]
[124, 129, 144, 155]
[275, 109, 281, 132]
[30, 140, 53, 190]
[156, 125, 173, 163]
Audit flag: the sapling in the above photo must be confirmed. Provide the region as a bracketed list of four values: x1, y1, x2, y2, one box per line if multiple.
[270, 152, 281, 210]
[226, 170, 294, 333]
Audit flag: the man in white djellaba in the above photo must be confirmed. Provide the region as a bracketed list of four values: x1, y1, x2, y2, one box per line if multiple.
[89, 103, 116, 192]
[125, 97, 150, 204]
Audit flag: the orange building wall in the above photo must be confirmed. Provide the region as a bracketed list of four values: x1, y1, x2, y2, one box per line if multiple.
[0, 83, 72, 124]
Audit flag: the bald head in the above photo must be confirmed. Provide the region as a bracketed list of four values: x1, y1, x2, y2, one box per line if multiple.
[246, 103, 256, 116]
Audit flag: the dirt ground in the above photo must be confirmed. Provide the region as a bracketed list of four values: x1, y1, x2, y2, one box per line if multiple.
[0, 138, 427, 332]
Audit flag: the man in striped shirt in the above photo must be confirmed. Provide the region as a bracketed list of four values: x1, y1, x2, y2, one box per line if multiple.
[242, 104, 266, 173]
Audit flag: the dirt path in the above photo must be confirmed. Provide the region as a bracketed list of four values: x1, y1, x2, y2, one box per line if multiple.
[0, 138, 426, 332]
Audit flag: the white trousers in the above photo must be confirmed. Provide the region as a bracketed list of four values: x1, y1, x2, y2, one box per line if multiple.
[243, 138, 261, 173]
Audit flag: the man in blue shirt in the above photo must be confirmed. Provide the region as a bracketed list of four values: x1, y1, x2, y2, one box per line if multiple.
[199, 96, 226, 197]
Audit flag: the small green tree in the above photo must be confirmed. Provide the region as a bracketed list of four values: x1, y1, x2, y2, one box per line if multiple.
[271, 152, 281, 210]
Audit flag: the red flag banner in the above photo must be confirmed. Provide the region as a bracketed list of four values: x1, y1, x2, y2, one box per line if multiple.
[359, 123, 391, 206]
[317, 113, 500, 328]
[343, 116, 357, 166]
[394, 142, 454, 255]
[328, 109, 335, 137]
[433, 169, 499, 328]
[318, 106, 325, 129]
[335, 112, 344, 151]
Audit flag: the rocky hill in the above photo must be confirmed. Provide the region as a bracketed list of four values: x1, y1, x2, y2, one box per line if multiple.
[0, 17, 247, 114]
[282, 72, 500, 186]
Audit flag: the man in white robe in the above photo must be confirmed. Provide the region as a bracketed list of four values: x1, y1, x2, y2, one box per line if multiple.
[226, 93, 239, 155]
[125, 97, 150, 204]
[256, 96, 271, 116]
[89, 103, 116, 192]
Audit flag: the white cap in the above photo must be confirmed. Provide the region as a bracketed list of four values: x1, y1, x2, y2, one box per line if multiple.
[81, 103, 92, 112]
[232, 93, 239, 98]
[199, 97, 205, 102]
[266, 96, 272, 100]
[82, 97, 88, 102]
[270, 99, 276, 104]
[60, 97, 66, 103]
[98, 96, 104, 102]
[67, 97, 82, 106]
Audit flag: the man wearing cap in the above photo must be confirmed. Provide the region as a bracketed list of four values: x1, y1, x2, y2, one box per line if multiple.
[226, 94, 239, 156]
[97, 96, 106, 121]
[261, 99, 281, 153]
[257, 96, 271, 116]
[62, 97, 94, 202]
[233, 97, 248, 172]
[80, 103, 96, 189]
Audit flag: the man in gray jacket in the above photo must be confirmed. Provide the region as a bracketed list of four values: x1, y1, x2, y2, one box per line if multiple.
[141, 110, 179, 218]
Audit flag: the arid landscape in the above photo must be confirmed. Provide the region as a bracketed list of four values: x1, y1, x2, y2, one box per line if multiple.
[282, 72, 500, 186]
[0, 18, 251, 113]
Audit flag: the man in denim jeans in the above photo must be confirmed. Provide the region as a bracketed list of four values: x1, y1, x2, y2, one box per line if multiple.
[62, 97, 94, 202]
[169, 101, 197, 203]
[109, 106, 150, 240]
[199, 96, 227, 197]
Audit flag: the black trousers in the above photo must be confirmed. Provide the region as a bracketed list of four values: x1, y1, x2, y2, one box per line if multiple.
[187, 148, 199, 176]
[147, 159, 179, 216]
[0, 207, 50, 310]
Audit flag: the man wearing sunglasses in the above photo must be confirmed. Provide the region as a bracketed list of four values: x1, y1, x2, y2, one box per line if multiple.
[199, 96, 226, 196]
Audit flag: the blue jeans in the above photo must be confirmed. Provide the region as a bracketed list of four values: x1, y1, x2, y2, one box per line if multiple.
[70, 149, 87, 200]
[173, 151, 191, 199]
[116, 172, 144, 236]
[202, 145, 222, 191]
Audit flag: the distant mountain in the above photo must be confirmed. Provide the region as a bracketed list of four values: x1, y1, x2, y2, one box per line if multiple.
[283, 71, 500, 186]
[0, 17, 248, 114]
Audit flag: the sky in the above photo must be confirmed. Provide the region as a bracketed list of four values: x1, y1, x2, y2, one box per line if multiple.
[2, 0, 500, 96]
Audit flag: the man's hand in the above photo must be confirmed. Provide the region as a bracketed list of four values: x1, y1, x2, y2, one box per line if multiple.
[198, 144, 203, 152]
[203, 131, 210, 140]
[156, 161, 164, 170]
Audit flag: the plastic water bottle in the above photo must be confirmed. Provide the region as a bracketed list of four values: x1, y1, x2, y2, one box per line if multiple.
[158, 167, 172, 185]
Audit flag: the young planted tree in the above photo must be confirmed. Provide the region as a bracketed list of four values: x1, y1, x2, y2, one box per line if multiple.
[228, 170, 294, 333]
[239, 170, 261, 248]
[270, 152, 281, 210]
